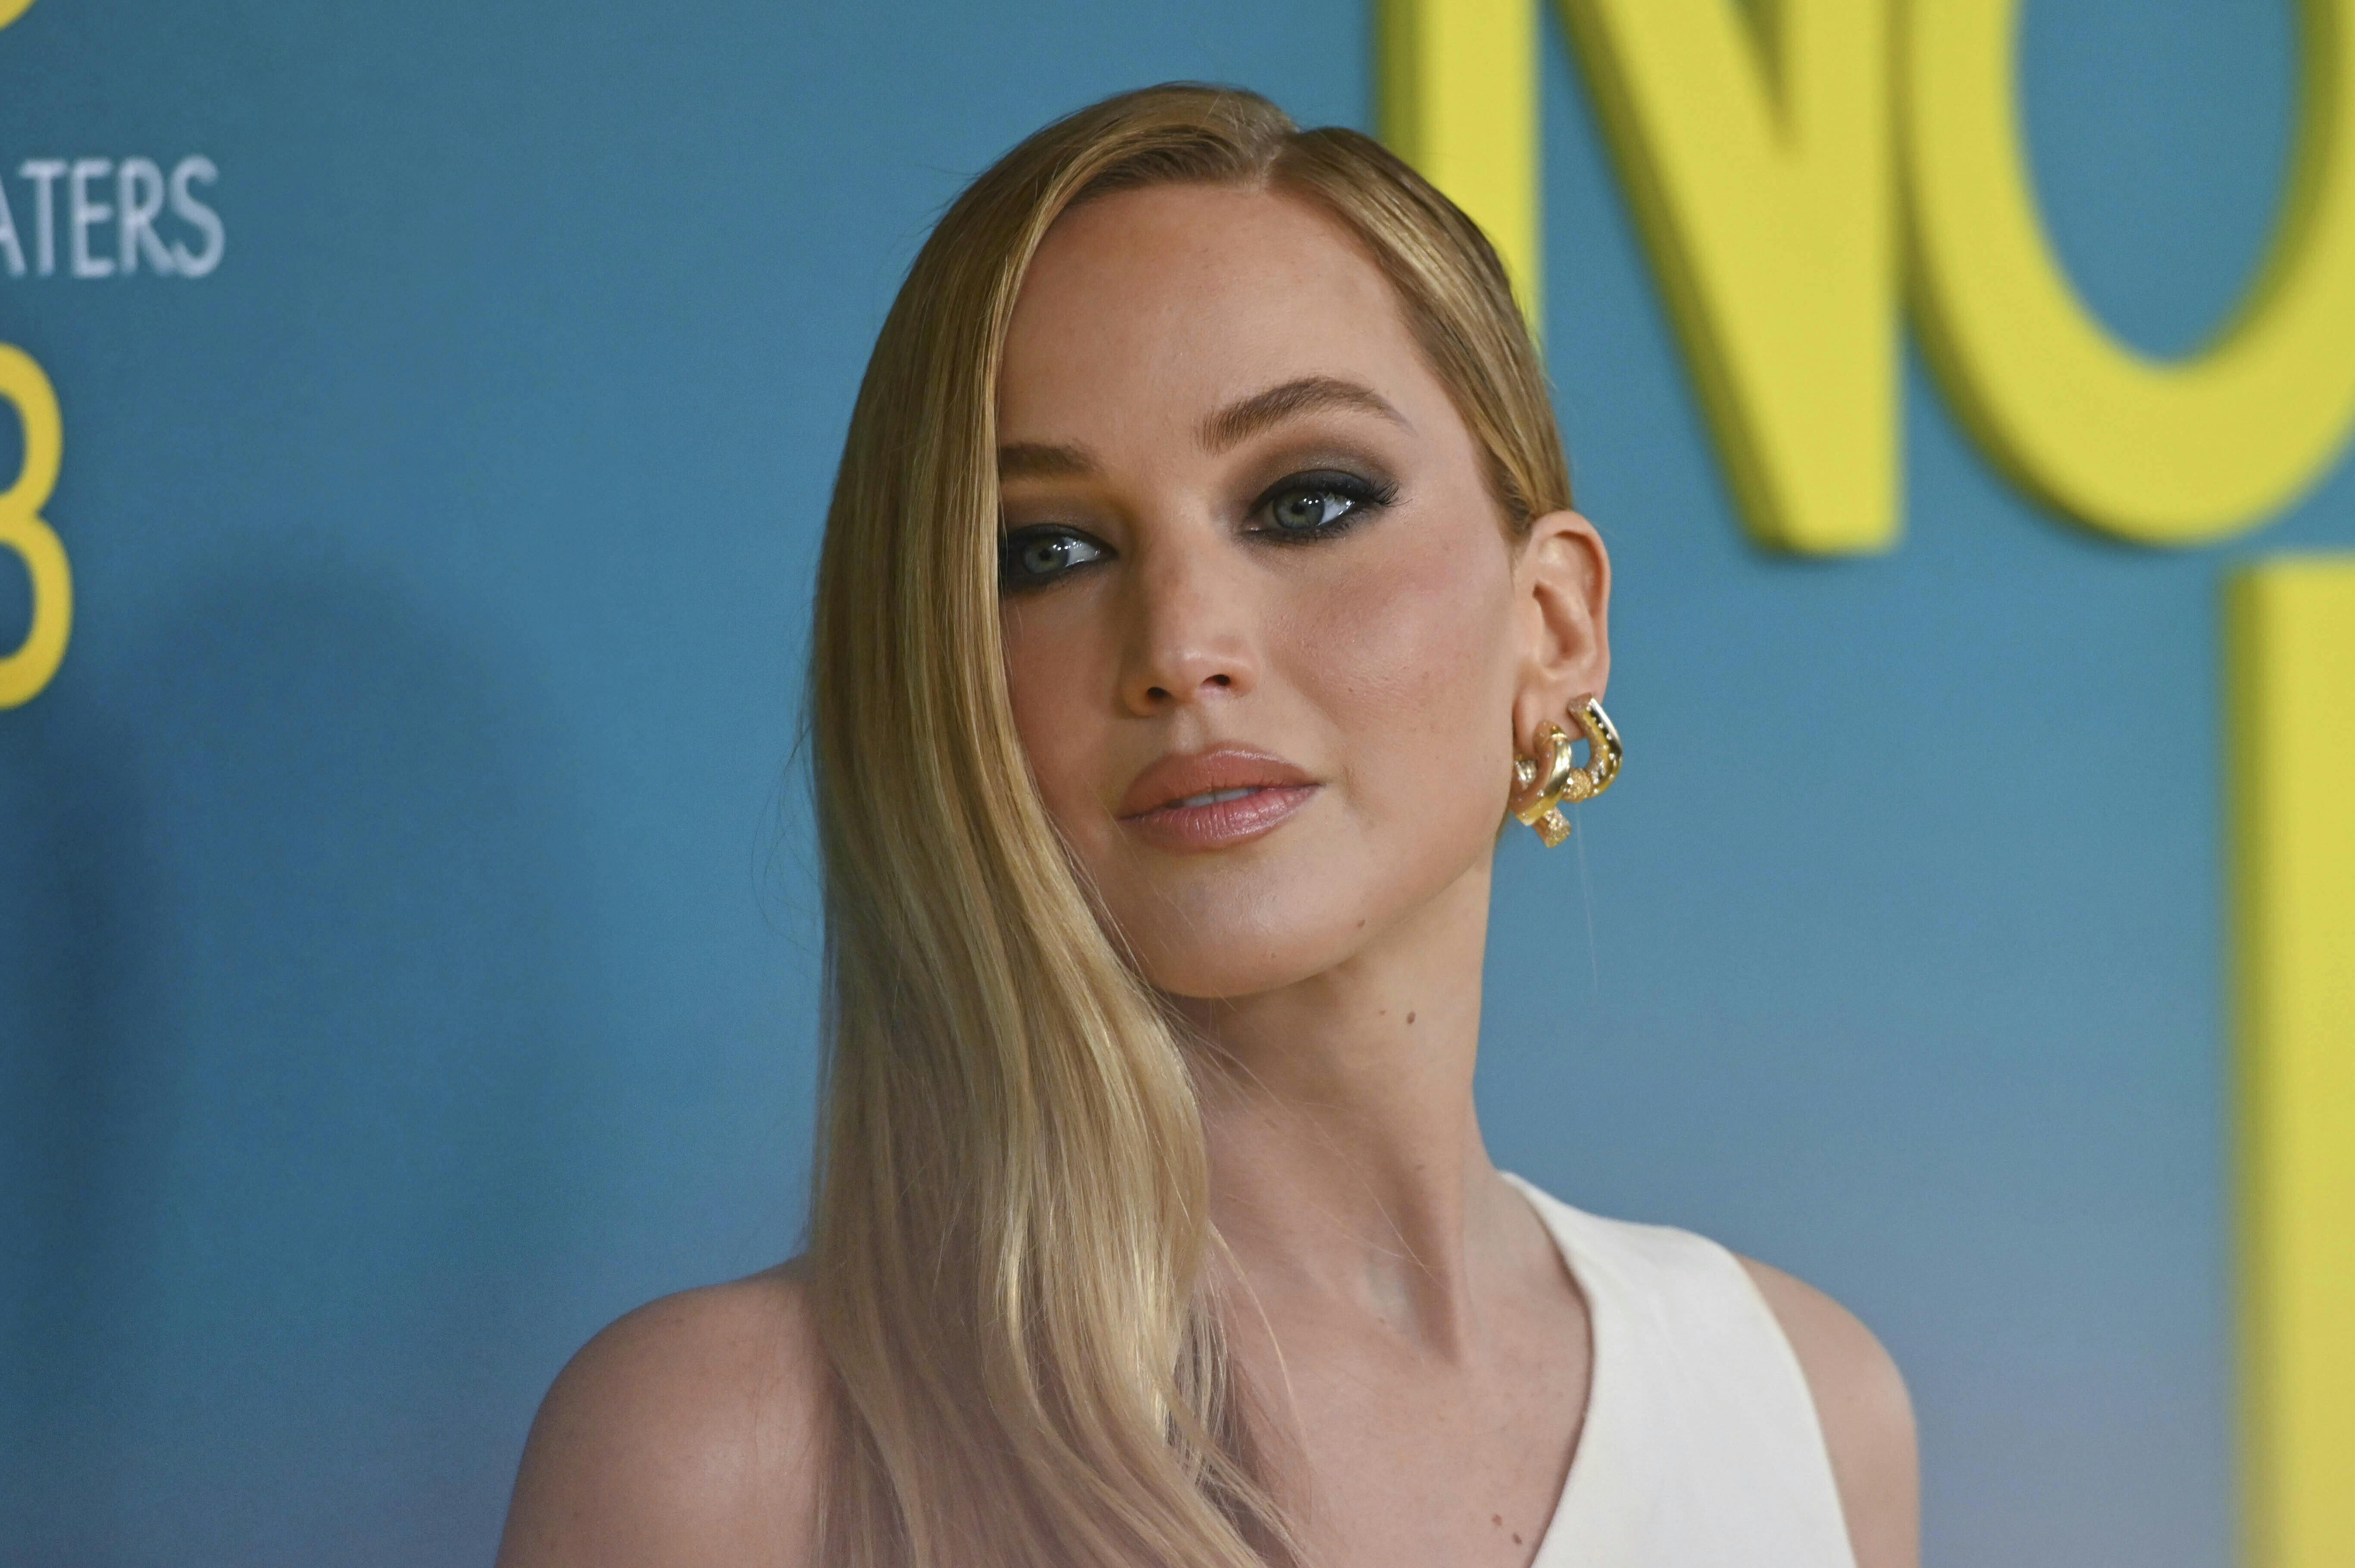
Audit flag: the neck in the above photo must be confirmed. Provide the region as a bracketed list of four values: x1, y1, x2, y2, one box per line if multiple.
[1178, 859, 1520, 1353]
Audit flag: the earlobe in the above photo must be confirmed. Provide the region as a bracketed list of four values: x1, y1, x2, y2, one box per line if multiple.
[1512, 509, 1612, 752]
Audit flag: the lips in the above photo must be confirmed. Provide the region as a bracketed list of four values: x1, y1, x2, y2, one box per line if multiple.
[1117, 746, 1319, 852]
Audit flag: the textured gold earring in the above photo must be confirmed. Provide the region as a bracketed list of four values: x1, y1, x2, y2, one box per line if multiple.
[1508, 696, 1622, 847]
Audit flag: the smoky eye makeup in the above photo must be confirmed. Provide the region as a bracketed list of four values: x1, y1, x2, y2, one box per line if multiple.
[994, 440, 1406, 590]
[998, 522, 1113, 592]
[1245, 463, 1402, 543]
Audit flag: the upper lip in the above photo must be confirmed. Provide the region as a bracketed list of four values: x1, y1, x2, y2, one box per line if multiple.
[1117, 746, 1317, 818]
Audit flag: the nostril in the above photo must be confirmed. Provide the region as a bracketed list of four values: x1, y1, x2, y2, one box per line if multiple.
[1209, 674, 1232, 688]
[1146, 685, 1172, 702]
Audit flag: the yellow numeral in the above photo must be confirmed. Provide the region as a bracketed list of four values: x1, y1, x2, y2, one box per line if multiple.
[0, 344, 71, 708]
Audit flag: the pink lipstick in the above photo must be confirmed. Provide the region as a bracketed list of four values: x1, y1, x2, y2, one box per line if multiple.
[1117, 746, 1319, 852]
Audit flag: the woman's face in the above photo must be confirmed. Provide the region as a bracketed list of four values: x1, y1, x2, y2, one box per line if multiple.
[995, 182, 1608, 1000]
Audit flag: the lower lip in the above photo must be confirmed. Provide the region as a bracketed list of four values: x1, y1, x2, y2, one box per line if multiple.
[1122, 784, 1318, 852]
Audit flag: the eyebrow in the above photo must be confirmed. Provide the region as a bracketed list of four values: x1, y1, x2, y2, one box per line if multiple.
[996, 440, 1099, 481]
[1198, 375, 1410, 452]
[995, 375, 1409, 480]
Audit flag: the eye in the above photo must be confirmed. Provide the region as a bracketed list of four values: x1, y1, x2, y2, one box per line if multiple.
[1270, 488, 1355, 532]
[1254, 469, 1398, 541]
[999, 526, 1110, 591]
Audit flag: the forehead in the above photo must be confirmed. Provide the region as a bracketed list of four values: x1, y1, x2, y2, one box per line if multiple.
[998, 183, 1435, 438]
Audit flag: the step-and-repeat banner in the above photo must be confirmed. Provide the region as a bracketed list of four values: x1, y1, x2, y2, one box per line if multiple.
[5, 1, 2352, 1563]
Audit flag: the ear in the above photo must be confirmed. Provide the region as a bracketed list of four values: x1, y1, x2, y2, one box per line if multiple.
[1511, 509, 1611, 756]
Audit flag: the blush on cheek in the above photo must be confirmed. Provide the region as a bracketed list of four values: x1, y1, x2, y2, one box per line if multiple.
[1292, 521, 1520, 761]
[1285, 533, 1521, 925]
[1001, 612, 1113, 844]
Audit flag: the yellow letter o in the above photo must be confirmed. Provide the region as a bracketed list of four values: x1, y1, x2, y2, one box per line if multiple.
[0, 344, 72, 709]
[1905, 0, 2355, 545]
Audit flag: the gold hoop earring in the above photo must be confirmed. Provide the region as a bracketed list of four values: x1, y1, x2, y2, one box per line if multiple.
[1508, 696, 1622, 847]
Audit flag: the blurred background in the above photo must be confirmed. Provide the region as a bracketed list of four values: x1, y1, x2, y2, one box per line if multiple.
[3, 0, 2349, 1563]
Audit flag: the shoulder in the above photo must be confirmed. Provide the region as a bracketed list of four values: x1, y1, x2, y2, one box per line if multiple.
[1736, 1256, 1920, 1568]
[495, 1261, 830, 1568]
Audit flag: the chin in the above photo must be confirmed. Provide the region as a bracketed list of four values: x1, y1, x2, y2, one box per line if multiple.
[1077, 782, 1504, 1000]
[1104, 853, 1448, 1002]
[1131, 920, 1367, 1001]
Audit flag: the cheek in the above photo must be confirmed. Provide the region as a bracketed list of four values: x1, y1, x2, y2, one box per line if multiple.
[1288, 521, 1521, 825]
[1002, 599, 1113, 828]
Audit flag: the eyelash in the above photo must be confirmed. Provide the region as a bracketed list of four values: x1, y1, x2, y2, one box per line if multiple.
[997, 469, 1400, 592]
[1247, 469, 1401, 544]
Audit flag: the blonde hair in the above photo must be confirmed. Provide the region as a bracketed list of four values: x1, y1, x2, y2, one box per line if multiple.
[806, 83, 1571, 1567]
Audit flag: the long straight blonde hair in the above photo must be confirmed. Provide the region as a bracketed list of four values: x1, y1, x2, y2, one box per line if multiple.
[806, 83, 1573, 1568]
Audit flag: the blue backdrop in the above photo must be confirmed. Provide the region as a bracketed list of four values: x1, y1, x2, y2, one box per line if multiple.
[3, 1, 2347, 1562]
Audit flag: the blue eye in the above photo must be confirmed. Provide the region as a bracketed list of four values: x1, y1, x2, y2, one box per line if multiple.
[1270, 488, 1357, 531]
[1256, 470, 1398, 540]
[999, 527, 1108, 590]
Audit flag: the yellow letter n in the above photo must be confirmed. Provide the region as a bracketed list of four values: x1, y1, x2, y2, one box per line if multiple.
[1379, 0, 1898, 556]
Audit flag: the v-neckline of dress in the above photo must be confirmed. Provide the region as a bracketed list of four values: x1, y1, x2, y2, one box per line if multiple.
[1499, 1171, 1619, 1568]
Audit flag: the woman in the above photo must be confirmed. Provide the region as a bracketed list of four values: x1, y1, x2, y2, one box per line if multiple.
[498, 84, 1918, 1568]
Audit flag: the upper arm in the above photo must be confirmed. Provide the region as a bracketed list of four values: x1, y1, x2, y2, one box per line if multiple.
[495, 1266, 829, 1568]
[1738, 1257, 1920, 1568]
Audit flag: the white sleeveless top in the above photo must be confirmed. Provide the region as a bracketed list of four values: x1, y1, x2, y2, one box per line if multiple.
[1503, 1174, 1858, 1568]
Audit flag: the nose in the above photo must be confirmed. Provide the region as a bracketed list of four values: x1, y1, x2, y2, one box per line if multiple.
[1117, 531, 1260, 717]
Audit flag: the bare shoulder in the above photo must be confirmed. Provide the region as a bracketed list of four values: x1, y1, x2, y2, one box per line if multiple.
[1736, 1256, 1920, 1568]
[495, 1260, 830, 1568]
